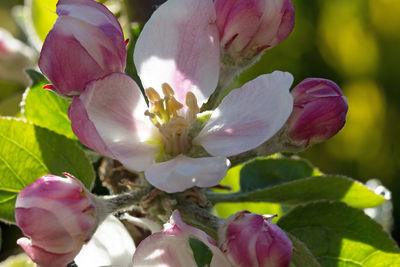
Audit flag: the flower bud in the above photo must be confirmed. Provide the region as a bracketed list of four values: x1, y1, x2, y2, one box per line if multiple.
[39, 0, 126, 95]
[286, 78, 348, 147]
[218, 211, 293, 267]
[0, 28, 35, 85]
[15, 173, 108, 267]
[215, 0, 294, 66]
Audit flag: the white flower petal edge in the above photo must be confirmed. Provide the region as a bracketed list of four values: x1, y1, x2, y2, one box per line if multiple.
[134, 0, 220, 105]
[132, 210, 231, 267]
[79, 73, 160, 171]
[75, 215, 135, 267]
[193, 71, 294, 156]
[145, 155, 230, 193]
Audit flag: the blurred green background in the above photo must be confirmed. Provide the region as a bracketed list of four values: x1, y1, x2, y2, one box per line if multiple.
[0, 0, 399, 260]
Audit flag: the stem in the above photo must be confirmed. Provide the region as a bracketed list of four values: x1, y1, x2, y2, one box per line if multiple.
[177, 201, 224, 240]
[204, 191, 251, 203]
[102, 186, 153, 213]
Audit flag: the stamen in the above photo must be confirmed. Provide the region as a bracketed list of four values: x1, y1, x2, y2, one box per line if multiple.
[144, 84, 201, 156]
[162, 83, 175, 97]
[145, 88, 161, 102]
[185, 92, 199, 113]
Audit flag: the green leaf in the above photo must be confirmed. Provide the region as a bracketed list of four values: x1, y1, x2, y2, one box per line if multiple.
[278, 201, 400, 267]
[208, 175, 386, 209]
[189, 238, 213, 267]
[288, 233, 321, 267]
[0, 253, 35, 267]
[240, 157, 319, 192]
[21, 70, 77, 140]
[30, 0, 57, 42]
[213, 164, 283, 223]
[0, 118, 94, 223]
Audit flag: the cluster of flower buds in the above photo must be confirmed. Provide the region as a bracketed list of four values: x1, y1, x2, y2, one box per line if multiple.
[14, 0, 349, 266]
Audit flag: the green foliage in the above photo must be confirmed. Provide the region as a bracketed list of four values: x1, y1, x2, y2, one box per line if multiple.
[189, 238, 212, 267]
[21, 69, 76, 140]
[209, 158, 385, 209]
[288, 233, 321, 267]
[0, 118, 94, 223]
[213, 165, 283, 223]
[279, 201, 400, 267]
[240, 157, 318, 192]
[30, 0, 57, 42]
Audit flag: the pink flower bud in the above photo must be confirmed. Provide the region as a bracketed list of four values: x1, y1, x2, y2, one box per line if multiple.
[286, 78, 348, 147]
[215, 0, 294, 65]
[218, 211, 293, 267]
[15, 173, 107, 267]
[39, 0, 126, 95]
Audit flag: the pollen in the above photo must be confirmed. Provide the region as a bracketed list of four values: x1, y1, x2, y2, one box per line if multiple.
[144, 83, 200, 155]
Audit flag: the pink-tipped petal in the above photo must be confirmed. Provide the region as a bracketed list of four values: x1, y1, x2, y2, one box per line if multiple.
[134, 0, 220, 105]
[193, 71, 293, 156]
[69, 96, 114, 158]
[219, 211, 293, 267]
[78, 73, 160, 171]
[144, 155, 230, 193]
[18, 238, 78, 267]
[132, 210, 230, 267]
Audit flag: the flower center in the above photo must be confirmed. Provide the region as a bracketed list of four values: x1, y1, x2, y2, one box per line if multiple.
[144, 83, 200, 156]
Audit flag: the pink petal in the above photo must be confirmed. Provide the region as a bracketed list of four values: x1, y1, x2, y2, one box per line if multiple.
[132, 211, 230, 267]
[69, 96, 114, 158]
[57, 0, 126, 66]
[38, 20, 108, 95]
[17, 238, 78, 267]
[193, 71, 293, 156]
[79, 73, 160, 171]
[144, 155, 230, 193]
[134, 0, 220, 105]
[15, 207, 74, 254]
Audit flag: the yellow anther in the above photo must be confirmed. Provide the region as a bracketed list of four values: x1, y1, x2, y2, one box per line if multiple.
[167, 96, 184, 116]
[145, 88, 161, 102]
[144, 110, 155, 119]
[162, 83, 175, 97]
[185, 92, 199, 113]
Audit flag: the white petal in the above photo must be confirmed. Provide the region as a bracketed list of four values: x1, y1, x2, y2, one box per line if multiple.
[145, 155, 230, 193]
[80, 73, 160, 171]
[75, 215, 135, 267]
[193, 71, 294, 156]
[132, 211, 231, 267]
[134, 0, 219, 105]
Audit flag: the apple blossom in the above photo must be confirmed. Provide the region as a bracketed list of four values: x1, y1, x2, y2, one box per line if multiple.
[15, 174, 108, 267]
[218, 211, 293, 267]
[285, 78, 348, 148]
[132, 210, 231, 267]
[215, 0, 295, 66]
[68, 0, 294, 193]
[38, 0, 126, 96]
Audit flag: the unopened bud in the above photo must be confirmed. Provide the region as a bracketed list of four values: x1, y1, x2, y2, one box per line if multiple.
[215, 0, 294, 67]
[218, 211, 293, 267]
[15, 173, 108, 267]
[286, 78, 348, 148]
[39, 0, 126, 96]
